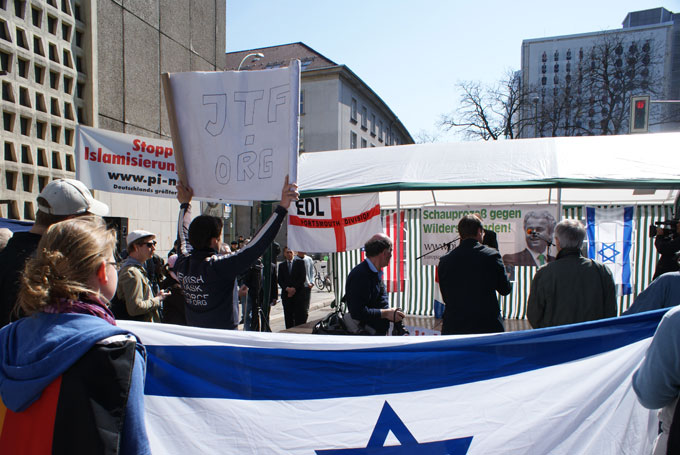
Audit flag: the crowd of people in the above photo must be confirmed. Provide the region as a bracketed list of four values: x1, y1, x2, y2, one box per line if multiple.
[0, 177, 301, 452]
[1, 177, 679, 452]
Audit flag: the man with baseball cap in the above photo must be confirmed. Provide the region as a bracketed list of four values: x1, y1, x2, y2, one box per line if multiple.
[0, 179, 109, 327]
[114, 230, 168, 322]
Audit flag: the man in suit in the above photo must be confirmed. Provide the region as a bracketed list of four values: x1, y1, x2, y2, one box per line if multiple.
[345, 233, 405, 335]
[277, 247, 307, 329]
[438, 215, 513, 335]
[502, 210, 557, 268]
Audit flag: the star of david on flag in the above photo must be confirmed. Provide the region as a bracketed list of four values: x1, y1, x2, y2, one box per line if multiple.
[315, 402, 472, 454]
[598, 242, 620, 263]
[586, 206, 635, 295]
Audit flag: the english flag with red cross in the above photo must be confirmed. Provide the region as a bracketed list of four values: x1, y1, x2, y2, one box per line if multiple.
[287, 193, 382, 253]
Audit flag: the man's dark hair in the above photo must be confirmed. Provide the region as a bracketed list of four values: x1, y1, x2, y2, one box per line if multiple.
[364, 235, 392, 257]
[458, 215, 483, 239]
[188, 215, 224, 250]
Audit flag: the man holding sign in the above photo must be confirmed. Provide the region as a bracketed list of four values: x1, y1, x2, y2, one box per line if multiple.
[174, 177, 298, 330]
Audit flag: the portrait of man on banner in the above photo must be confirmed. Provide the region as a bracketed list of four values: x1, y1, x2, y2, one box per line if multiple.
[502, 208, 558, 269]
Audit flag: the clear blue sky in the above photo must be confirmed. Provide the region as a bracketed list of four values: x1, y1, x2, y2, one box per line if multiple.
[227, 1, 680, 142]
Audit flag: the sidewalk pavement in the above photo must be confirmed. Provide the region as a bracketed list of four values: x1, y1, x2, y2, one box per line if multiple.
[238, 287, 336, 333]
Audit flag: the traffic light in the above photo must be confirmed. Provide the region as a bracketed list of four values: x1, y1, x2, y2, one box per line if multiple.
[630, 95, 650, 133]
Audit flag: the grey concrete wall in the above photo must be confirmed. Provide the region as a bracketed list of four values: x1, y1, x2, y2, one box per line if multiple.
[93, 0, 226, 254]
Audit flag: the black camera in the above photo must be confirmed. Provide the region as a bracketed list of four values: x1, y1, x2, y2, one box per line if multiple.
[391, 308, 409, 336]
[648, 220, 679, 238]
[391, 321, 409, 336]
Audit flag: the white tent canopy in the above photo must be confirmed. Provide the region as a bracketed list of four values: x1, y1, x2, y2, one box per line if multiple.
[298, 133, 680, 208]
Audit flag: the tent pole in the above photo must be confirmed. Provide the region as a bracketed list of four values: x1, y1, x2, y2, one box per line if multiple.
[557, 187, 563, 221]
[396, 190, 401, 311]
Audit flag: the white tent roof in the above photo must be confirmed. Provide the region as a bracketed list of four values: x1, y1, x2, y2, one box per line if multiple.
[297, 133, 680, 207]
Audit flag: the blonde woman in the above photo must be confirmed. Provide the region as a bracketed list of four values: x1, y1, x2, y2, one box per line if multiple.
[0, 217, 150, 454]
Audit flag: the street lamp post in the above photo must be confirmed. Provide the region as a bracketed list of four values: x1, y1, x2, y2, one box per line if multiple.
[237, 53, 264, 71]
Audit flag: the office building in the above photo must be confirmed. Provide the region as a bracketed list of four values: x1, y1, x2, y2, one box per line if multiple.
[0, 0, 226, 252]
[520, 7, 680, 137]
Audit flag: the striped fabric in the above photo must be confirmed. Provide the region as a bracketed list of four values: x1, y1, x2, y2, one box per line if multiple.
[331, 205, 672, 318]
[383, 211, 406, 292]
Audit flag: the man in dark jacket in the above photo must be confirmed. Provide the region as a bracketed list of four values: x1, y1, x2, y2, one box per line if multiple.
[0, 179, 109, 327]
[345, 233, 404, 335]
[438, 215, 513, 335]
[277, 247, 307, 329]
[527, 219, 616, 328]
[174, 178, 298, 330]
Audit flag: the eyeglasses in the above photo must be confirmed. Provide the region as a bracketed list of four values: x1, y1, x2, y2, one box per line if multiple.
[144, 241, 157, 248]
[107, 261, 121, 271]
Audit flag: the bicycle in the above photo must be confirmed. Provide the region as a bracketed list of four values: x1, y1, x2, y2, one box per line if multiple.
[313, 261, 333, 292]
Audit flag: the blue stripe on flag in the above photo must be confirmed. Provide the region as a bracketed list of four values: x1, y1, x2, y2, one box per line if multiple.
[144, 310, 666, 400]
[586, 206, 596, 259]
[622, 206, 634, 295]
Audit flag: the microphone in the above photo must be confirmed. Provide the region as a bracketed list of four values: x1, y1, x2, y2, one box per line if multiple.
[526, 229, 553, 246]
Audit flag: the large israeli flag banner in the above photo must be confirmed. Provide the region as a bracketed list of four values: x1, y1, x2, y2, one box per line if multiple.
[586, 206, 635, 295]
[120, 310, 664, 454]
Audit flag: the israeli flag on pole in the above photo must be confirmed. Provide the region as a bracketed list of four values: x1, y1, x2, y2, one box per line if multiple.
[121, 310, 663, 454]
[586, 206, 635, 295]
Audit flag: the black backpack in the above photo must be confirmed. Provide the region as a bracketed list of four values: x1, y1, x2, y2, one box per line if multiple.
[108, 293, 146, 322]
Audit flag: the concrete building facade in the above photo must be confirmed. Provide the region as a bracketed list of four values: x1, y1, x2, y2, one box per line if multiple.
[0, 0, 226, 253]
[520, 7, 680, 137]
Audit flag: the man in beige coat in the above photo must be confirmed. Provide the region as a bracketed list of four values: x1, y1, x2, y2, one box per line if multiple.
[116, 230, 168, 322]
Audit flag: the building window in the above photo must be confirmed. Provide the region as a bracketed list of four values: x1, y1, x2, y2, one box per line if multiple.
[361, 138, 367, 148]
[361, 105, 367, 130]
[350, 131, 357, 149]
[299, 90, 304, 115]
[378, 120, 383, 142]
[31, 6, 42, 27]
[350, 98, 357, 123]
[370, 113, 376, 136]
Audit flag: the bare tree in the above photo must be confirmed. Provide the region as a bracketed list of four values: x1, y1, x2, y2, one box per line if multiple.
[444, 33, 677, 141]
[440, 81, 501, 140]
[440, 72, 534, 141]
[415, 129, 443, 144]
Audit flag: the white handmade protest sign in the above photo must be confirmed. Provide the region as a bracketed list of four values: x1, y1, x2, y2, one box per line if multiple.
[75, 125, 178, 198]
[420, 205, 559, 267]
[162, 62, 300, 202]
